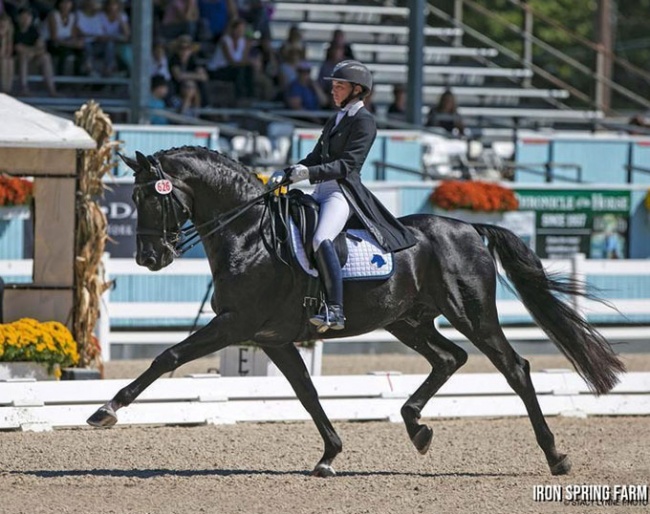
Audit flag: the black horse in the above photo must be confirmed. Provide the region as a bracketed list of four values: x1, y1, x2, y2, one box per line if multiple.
[88, 147, 625, 477]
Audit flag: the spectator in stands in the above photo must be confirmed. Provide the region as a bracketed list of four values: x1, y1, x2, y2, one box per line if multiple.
[279, 24, 305, 63]
[13, 7, 57, 96]
[276, 60, 416, 331]
[198, 0, 236, 42]
[284, 61, 327, 121]
[363, 87, 376, 114]
[0, 7, 13, 93]
[318, 43, 344, 101]
[99, 0, 132, 75]
[169, 34, 208, 107]
[149, 74, 170, 124]
[76, 0, 105, 76]
[387, 83, 406, 121]
[206, 18, 253, 101]
[427, 88, 465, 136]
[628, 114, 649, 135]
[161, 0, 200, 41]
[278, 47, 302, 92]
[151, 39, 171, 81]
[235, 0, 270, 40]
[46, 0, 84, 75]
[249, 33, 278, 101]
[326, 29, 354, 60]
[4, 0, 51, 23]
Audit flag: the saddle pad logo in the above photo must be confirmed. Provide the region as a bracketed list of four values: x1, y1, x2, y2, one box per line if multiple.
[371, 254, 386, 268]
[290, 222, 394, 281]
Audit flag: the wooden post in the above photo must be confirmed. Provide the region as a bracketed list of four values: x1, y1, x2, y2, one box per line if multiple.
[521, 1, 533, 88]
[453, 0, 463, 47]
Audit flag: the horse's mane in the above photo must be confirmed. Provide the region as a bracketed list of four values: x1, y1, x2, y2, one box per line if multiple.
[153, 145, 264, 195]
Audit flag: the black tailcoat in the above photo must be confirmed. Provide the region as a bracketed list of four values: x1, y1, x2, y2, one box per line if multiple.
[299, 107, 417, 252]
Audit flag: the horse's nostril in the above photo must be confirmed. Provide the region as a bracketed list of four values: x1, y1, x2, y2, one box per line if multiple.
[143, 255, 156, 267]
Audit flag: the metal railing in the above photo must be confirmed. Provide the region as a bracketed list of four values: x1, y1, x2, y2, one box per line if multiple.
[434, 0, 650, 115]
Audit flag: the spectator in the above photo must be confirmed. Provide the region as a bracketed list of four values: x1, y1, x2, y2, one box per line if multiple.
[169, 34, 208, 107]
[76, 0, 105, 75]
[278, 47, 302, 91]
[427, 89, 465, 135]
[363, 87, 376, 114]
[206, 18, 253, 100]
[326, 29, 354, 60]
[236, 0, 270, 40]
[387, 83, 406, 120]
[4, 0, 51, 23]
[151, 39, 171, 81]
[250, 33, 278, 101]
[46, 0, 84, 75]
[318, 43, 344, 98]
[99, 0, 131, 75]
[0, 8, 13, 93]
[161, 0, 200, 41]
[198, 0, 236, 42]
[284, 61, 327, 117]
[279, 24, 304, 63]
[149, 74, 170, 124]
[13, 7, 57, 95]
[627, 114, 649, 135]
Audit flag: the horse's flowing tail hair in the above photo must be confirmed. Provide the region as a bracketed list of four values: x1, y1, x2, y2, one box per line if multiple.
[474, 224, 625, 395]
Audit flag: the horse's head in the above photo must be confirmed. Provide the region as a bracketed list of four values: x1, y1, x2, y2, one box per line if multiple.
[120, 151, 193, 271]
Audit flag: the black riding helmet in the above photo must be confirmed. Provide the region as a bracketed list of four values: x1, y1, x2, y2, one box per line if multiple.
[325, 60, 373, 107]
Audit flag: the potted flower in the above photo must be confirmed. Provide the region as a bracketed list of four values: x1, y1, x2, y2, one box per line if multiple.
[430, 180, 518, 223]
[0, 175, 33, 220]
[0, 318, 80, 380]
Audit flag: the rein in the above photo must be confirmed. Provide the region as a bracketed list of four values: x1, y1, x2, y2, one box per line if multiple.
[137, 158, 289, 256]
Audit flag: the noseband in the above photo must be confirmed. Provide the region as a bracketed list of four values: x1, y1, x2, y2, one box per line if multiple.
[135, 157, 290, 256]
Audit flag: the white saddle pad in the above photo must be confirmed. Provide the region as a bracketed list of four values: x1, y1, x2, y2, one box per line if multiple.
[290, 220, 394, 280]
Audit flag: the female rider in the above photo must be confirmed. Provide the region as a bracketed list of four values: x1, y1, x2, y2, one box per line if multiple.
[275, 60, 417, 332]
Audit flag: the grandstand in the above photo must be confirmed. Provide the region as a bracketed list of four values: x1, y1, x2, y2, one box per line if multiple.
[2, 1, 649, 173]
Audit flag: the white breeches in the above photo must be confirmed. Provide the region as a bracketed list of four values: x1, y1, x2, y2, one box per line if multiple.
[312, 188, 350, 251]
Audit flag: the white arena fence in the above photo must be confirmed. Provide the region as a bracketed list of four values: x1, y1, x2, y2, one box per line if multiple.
[102, 254, 649, 360]
[1, 371, 649, 432]
[1, 255, 649, 362]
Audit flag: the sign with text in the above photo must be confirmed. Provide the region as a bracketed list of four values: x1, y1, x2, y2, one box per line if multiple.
[515, 189, 631, 259]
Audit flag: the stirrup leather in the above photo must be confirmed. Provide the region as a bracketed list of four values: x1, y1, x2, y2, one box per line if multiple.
[309, 304, 345, 333]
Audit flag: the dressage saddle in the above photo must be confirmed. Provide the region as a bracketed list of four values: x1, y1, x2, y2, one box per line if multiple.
[267, 189, 356, 269]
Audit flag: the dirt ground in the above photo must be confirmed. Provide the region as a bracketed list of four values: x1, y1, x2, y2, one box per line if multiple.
[1, 352, 649, 514]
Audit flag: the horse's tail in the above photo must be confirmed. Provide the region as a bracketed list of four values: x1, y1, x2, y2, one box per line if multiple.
[473, 223, 625, 395]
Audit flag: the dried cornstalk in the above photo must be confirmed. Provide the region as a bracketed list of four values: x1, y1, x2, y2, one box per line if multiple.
[72, 101, 118, 372]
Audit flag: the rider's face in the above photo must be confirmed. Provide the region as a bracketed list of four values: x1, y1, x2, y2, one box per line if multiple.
[331, 80, 353, 107]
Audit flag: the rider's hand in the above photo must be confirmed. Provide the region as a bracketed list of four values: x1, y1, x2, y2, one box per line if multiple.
[268, 170, 286, 187]
[288, 164, 309, 184]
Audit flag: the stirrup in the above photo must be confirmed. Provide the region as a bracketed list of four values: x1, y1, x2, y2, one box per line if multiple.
[309, 304, 345, 333]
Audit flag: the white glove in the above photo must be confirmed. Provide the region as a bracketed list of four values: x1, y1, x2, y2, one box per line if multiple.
[289, 164, 309, 183]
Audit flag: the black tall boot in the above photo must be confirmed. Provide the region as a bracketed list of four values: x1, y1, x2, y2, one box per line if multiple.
[309, 239, 345, 332]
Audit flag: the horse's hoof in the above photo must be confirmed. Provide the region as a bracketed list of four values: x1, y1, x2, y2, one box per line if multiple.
[412, 425, 433, 455]
[311, 463, 336, 478]
[550, 454, 571, 475]
[87, 405, 118, 428]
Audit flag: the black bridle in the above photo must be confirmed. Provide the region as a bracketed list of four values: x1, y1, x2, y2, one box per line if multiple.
[135, 157, 289, 256]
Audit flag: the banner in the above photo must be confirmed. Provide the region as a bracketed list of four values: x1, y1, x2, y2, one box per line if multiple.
[515, 190, 631, 259]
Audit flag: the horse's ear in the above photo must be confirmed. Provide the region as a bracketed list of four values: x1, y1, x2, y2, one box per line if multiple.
[135, 151, 153, 173]
[117, 152, 138, 173]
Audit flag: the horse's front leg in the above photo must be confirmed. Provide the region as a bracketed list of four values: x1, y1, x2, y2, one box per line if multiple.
[87, 313, 244, 427]
[262, 344, 342, 478]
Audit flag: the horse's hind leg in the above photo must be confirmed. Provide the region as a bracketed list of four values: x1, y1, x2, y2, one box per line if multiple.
[449, 309, 571, 475]
[385, 319, 468, 455]
[262, 344, 342, 477]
